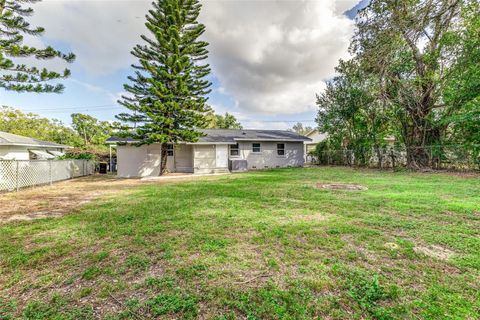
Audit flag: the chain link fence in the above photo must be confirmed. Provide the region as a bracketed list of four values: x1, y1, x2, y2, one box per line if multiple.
[308, 145, 480, 171]
[0, 160, 95, 192]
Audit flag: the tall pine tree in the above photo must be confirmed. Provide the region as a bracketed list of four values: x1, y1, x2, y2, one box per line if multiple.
[0, 0, 75, 93]
[117, 0, 211, 175]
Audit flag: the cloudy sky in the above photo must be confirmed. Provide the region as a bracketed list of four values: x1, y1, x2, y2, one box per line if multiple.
[1, 0, 368, 129]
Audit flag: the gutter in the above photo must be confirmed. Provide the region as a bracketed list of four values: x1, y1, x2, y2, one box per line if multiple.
[0, 143, 71, 148]
[233, 138, 312, 142]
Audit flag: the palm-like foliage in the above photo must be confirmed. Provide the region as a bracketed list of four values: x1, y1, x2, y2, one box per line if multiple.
[0, 0, 75, 93]
[117, 0, 212, 174]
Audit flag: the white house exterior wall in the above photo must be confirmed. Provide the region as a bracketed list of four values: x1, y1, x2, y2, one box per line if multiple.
[116, 141, 305, 177]
[230, 141, 304, 170]
[0, 145, 66, 160]
[116, 144, 161, 178]
[0, 146, 31, 160]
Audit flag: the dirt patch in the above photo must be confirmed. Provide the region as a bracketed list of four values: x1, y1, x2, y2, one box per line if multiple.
[414, 245, 456, 261]
[0, 174, 224, 223]
[277, 212, 330, 224]
[316, 183, 368, 191]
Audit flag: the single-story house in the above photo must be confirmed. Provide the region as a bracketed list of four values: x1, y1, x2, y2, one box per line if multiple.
[0, 131, 70, 160]
[107, 129, 312, 177]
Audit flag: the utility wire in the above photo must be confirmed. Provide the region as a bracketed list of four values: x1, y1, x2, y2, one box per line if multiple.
[20, 104, 120, 112]
[12, 104, 316, 122]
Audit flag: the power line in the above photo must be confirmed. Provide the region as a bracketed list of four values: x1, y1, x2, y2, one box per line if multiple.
[20, 104, 120, 112]
[11, 105, 316, 123]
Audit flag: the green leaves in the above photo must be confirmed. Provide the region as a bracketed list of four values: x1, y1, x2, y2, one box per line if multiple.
[206, 111, 243, 129]
[0, 106, 83, 147]
[0, 0, 75, 93]
[71, 113, 115, 147]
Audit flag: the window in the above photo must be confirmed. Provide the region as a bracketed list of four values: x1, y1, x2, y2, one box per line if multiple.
[252, 143, 261, 153]
[230, 143, 239, 156]
[167, 144, 174, 156]
[277, 143, 285, 156]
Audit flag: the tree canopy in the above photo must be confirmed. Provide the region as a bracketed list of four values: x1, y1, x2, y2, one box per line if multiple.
[0, 107, 114, 151]
[289, 122, 313, 136]
[206, 111, 243, 129]
[0, 106, 81, 146]
[71, 113, 117, 148]
[316, 0, 480, 168]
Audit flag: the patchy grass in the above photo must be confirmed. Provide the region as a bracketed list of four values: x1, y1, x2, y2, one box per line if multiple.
[0, 167, 479, 319]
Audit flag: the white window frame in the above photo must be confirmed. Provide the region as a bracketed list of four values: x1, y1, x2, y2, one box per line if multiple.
[230, 143, 240, 157]
[277, 143, 285, 156]
[252, 143, 261, 153]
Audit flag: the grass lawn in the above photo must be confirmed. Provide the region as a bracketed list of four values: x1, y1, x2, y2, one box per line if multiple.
[1, 167, 479, 319]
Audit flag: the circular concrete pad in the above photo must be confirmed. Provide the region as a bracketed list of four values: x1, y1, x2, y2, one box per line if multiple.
[316, 183, 368, 191]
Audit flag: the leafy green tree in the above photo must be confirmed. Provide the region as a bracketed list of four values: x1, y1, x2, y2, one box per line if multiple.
[352, 0, 466, 168]
[316, 59, 390, 165]
[117, 0, 211, 175]
[206, 111, 243, 129]
[316, 0, 478, 169]
[443, 1, 480, 162]
[0, 0, 75, 93]
[290, 122, 313, 136]
[71, 113, 114, 147]
[0, 106, 82, 146]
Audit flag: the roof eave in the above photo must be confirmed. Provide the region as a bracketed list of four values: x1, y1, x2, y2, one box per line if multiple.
[0, 142, 71, 148]
[187, 141, 235, 145]
[233, 138, 312, 142]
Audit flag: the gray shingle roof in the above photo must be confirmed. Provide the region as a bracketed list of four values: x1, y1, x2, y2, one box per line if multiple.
[196, 129, 311, 143]
[0, 131, 69, 148]
[107, 129, 311, 144]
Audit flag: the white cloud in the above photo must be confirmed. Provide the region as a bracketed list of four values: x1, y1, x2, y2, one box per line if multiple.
[242, 121, 292, 130]
[31, 0, 150, 75]
[26, 0, 360, 115]
[335, 0, 363, 14]
[201, 0, 360, 114]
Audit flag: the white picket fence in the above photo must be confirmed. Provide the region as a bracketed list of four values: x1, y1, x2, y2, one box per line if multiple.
[0, 160, 95, 192]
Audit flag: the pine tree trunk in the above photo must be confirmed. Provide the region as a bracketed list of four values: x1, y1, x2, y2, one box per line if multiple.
[160, 144, 168, 176]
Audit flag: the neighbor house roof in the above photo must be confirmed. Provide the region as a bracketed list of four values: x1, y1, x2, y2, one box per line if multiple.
[0, 131, 70, 148]
[107, 129, 312, 144]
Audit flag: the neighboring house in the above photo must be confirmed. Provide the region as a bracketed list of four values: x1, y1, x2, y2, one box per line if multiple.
[107, 129, 311, 177]
[304, 129, 327, 163]
[0, 131, 69, 160]
[304, 129, 328, 154]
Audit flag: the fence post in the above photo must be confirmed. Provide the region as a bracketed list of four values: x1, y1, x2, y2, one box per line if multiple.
[15, 161, 19, 192]
[49, 161, 52, 185]
[429, 146, 433, 168]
